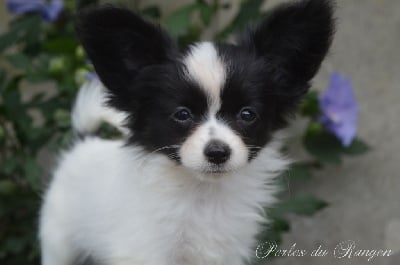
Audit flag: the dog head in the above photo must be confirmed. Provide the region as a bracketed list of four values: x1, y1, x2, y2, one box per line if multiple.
[76, 0, 334, 176]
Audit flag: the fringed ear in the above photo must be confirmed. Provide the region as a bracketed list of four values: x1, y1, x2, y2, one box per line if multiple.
[239, 0, 335, 86]
[76, 6, 177, 110]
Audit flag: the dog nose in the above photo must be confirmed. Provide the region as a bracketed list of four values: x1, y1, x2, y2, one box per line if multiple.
[204, 140, 231, 165]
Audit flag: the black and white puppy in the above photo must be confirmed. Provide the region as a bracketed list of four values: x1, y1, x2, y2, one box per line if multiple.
[39, 0, 334, 264]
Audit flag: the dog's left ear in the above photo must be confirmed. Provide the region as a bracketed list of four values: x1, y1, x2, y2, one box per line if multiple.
[239, 0, 335, 92]
[76, 6, 177, 110]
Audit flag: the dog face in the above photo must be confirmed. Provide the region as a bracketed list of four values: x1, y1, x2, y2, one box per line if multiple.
[76, 0, 334, 175]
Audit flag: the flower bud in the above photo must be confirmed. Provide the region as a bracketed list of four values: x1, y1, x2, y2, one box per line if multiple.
[74, 68, 88, 85]
[48, 56, 67, 75]
[308, 121, 323, 135]
[75, 46, 85, 61]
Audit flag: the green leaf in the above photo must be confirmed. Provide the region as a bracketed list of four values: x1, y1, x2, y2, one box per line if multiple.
[43, 38, 77, 54]
[2, 77, 24, 118]
[5, 54, 32, 70]
[251, 214, 291, 264]
[9, 15, 41, 32]
[141, 6, 162, 19]
[0, 30, 19, 52]
[0, 180, 17, 196]
[165, 4, 199, 36]
[0, 15, 43, 62]
[0, 156, 21, 176]
[300, 91, 320, 117]
[0, 68, 5, 85]
[304, 129, 343, 164]
[97, 122, 123, 139]
[217, 0, 264, 39]
[23, 158, 42, 191]
[0, 124, 4, 144]
[8, 15, 42, 49]
[52, 129, 74, 150]
[48, 56, 69, 75]
[4, 236, 27, 255]
[285, 163, 313, 183]
[27, 127, 53, 153]
[274, 195, 328, 216]
[77, 0, 100, 9]
[199, 2, 214, 26]
[53, 109, 71, 128]
[25, 53, 52, 83]
[256, 216, 290, 245]
[342, 138, 370, 155]
[176, 25, 203, 47]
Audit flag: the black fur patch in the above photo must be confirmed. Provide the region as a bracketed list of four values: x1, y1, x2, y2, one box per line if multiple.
[76, 6, 179, 112]
[216, 0, 335, 158]
[127, 63, 208, 159]
[75, 0, 335, 161]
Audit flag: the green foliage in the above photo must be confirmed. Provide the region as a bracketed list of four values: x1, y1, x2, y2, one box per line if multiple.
[304, 129, 370, 164]
[164, 0, 217, 47]
[1, 2, 84, 264]
[274, 195, 329, 217]
[0, 1, 369, 265]
[216, 0, 264, 40]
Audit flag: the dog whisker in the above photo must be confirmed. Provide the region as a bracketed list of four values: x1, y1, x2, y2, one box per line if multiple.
[137, 145, 180, 169]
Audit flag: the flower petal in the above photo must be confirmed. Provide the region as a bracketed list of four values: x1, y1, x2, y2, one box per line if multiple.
[6, 0, 64, 23]
[6, 0, 44, 14]
[41, 0, 64, 22]
[319, 72, 359, 146]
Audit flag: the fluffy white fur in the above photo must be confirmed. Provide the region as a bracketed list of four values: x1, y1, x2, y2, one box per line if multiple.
[39, 80, 289, 265]
[71, 78, 128, 136]
[40, 139, 288, 265]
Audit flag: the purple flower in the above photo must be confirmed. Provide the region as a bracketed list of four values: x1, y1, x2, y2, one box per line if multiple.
[7, 0, 64, 23]
[319, 73, 359, 146]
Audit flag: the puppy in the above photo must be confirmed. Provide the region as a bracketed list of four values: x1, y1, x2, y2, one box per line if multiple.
[39, 0, 334, 264]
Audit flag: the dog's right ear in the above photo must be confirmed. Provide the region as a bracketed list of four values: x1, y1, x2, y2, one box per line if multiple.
[76, 6, 177, 110]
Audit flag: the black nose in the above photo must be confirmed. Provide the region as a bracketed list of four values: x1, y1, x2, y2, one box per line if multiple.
[204, 140, 231, 165]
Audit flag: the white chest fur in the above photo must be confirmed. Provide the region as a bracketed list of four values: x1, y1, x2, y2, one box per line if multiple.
[40, 137, 288, 265]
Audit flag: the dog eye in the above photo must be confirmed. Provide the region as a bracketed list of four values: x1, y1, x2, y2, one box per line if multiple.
[238, 107, 258, 123]
[172, 107, 193, 123]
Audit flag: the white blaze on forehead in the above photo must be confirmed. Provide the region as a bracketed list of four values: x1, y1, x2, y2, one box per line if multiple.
[183, 42, 226, 109]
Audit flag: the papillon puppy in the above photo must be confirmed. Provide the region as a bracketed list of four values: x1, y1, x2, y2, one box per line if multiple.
[39, 0, 334, 264]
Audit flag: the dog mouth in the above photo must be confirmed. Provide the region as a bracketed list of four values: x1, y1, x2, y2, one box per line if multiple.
[202, 164, 230, 174]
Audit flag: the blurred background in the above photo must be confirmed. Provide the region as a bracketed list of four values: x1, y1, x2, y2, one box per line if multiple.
[0, 0, 399, 265]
